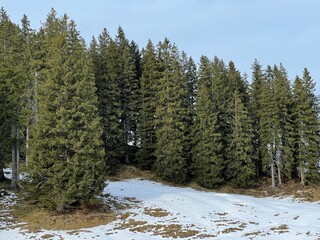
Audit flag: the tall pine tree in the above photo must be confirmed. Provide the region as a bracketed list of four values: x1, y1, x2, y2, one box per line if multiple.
[136, 40, 159, 169]
[292, 69, 320, 184]
[27, 11, 105, 211]
[0, 8, 25, 187]
[227, 90, 255, 188]
[90, 29, 122, 174]
[192, 56, 224, 188]
[154, 39, 189, 183]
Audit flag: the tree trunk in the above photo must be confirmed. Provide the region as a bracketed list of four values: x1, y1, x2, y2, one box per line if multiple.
[34, 72, 39, 125]
[276, 160, 282, 187]
[271, 159, 275, 189]
[10, 123, 19, 190]
[0, 167, 5, 182]
[57, 198, 66, 213]
[125, 152, 129, 164]
[300, 162, 305, 186]
[25, 126, 29, 166]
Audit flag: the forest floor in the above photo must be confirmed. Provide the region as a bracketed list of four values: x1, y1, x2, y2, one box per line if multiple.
[0, 166, 320, 239]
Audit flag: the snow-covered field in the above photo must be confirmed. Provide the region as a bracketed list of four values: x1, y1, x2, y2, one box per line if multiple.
[1, 178, 320, 239]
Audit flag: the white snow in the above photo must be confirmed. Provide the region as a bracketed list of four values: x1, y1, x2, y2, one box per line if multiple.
[1, 178, 320, 239]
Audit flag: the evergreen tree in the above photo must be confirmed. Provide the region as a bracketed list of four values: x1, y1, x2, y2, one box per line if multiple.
[227, 90, 255, 188]
[224, 61, 250, 181]
[27, 11, 105, 211]
[136, 40, 159, 169]
[259, 66, 278, 188]
[192, 56, 224, 188]
[90, 29, 122, 173]
[154, 39, 189, 183]
[19, 14, 37, 166]
[180, 52, 197, 167]
[292, 69, 320, 184]
[250, 60, 265, 178]
[115, 27, 140, 164]
[272, 64, 294, 184]
[0, 8, 24, 187]
[90, 27, 140, 172]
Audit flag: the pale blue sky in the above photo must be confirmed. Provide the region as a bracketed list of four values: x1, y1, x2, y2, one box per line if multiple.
[1, 0, 320, 93]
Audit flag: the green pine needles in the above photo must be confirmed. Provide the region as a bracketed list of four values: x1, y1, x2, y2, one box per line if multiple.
[25, 11, 106, 211]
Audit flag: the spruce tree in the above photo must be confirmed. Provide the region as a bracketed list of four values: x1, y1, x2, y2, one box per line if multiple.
[90, 28, 140, 172]
[115, 27, 140, 164]
[272, 64, 294, 184]
[180, 52, 197, 167]
[250, 60, 265, 178]
[154, 39, 189, 183]
[227, 90, 255, 188]
[27, 11, 105, 211]
[0, 8, 24, 187]
[292, 70, 320, 184]
[259, 66, 278, 188]
[136, 40, 159, 169]
[224, 61, 250, 181]
[90, 29, 122, 173]
[19, 15, 37, 166]
[192, 56, 224, 188]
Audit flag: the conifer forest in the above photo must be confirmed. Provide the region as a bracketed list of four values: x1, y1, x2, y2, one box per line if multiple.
[0, 9, 319, 211]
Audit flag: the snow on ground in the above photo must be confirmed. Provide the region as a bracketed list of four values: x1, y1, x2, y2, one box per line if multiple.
[1, 178, 320, 239]
[3, 168, 25, 181]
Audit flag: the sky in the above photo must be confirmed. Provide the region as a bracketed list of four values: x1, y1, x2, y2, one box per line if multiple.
[1, 0, 320, 93]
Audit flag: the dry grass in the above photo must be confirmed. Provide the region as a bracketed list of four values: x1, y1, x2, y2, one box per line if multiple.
[108, 165, 156, 181]
[221, 227, 244, 234]
[116, 218, 148, 230]
[242, 231, 262, 237]
[114, 208, 200, 239]
[130, 223, 200, 238]
[143, 207, 171, 217]
[216, 212, 228, 216]
[270, 224, 289, 231]
[197, 233, 218, 238]
[12, 201, 116, 231]
[40, 234, 56, 239]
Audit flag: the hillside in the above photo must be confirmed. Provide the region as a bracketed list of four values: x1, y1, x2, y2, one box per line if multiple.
[0, 169, 319, 240]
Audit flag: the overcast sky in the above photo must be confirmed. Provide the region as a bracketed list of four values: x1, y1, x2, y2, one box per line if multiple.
[1, 0, 320, 93]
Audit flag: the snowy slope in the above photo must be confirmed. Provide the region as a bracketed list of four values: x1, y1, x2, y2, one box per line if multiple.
[1, 179, 320, 239]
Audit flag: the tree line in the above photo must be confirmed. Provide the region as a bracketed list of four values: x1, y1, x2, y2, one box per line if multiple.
[0, 9, 319, 211]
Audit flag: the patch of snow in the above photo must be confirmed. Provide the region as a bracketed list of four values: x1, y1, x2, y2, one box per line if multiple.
[3, 168, 26, 180]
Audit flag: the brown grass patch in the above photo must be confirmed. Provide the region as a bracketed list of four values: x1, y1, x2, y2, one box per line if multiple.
[216, 212, 228, 216]
[143, 207, 171, 217]
[108, 165, 156, 181]
[197, 233, 217, 238]
[123, 197, 142, 204]
[12, 201, 116, 231]
[66, 229, 92, 235]
[131, 223, 199, 238]
[270, 224, 289, 233]
[116, 218, 148, 230]
[213, 219, 229, 223]
[243, 231, 262, 237]
[40, 234, 56, 239]
[221, 227, 244, 233]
